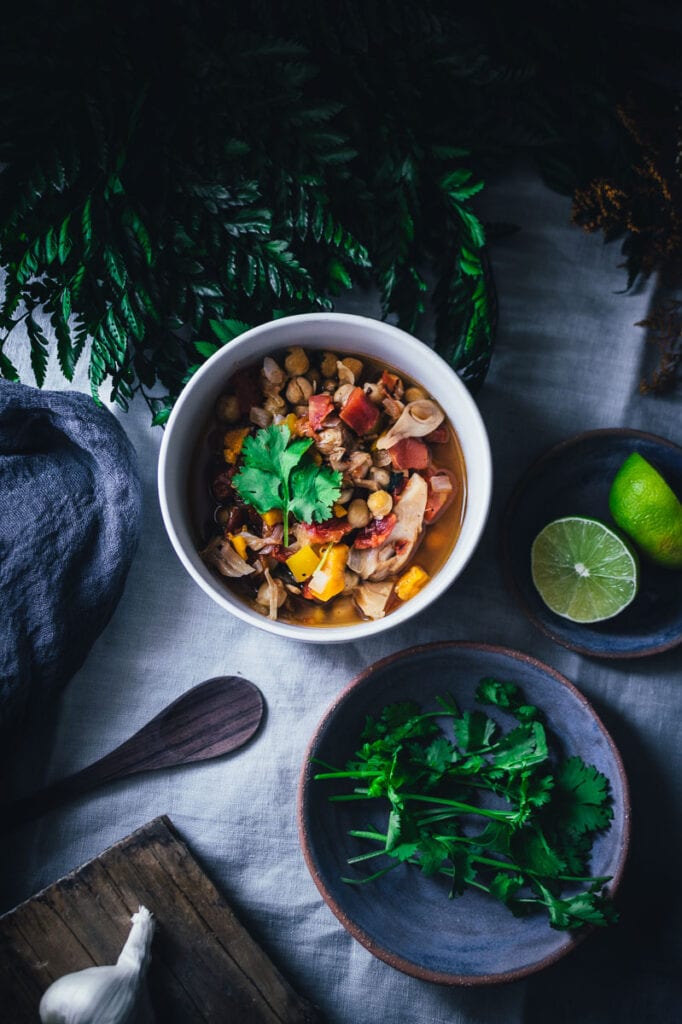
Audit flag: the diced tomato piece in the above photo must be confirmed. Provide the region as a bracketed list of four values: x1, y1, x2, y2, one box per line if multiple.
[232, 368, 262, 415]
[380, 370, 401, 395]
[308, 392, 334, 431]
[389, 438, 430, 470]
[298, 518, 353, 545]
[353, 513, 397, 549]
[424, 425, 448, 444]
[339, 387, 380, 434]
[424, 468, 458, 524]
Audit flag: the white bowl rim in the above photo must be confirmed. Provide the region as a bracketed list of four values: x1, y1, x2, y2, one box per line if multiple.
[158, 311, 492, 643]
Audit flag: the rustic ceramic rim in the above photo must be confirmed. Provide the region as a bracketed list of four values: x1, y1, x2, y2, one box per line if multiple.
[501, 428, 682, 659]
[297, 641, 632, 986]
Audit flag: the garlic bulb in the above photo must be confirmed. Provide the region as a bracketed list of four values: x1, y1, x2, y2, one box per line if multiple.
[375, 400, 444, 449]
[39, 905, 155, 1024]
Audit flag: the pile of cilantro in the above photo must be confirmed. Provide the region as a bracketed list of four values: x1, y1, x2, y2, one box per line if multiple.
[315, 678, 619, 931]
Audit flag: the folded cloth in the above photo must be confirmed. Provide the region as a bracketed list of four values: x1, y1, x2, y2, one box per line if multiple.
[0, 380, 142, 734]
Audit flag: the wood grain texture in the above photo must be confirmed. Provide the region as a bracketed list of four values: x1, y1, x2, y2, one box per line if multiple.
[5, 676, 264, 828]
[0, 816, 322, 1023]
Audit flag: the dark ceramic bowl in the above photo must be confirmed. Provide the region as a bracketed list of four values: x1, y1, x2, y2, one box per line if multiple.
[502, 429, 682, 659]
[297, 643, 630, 985]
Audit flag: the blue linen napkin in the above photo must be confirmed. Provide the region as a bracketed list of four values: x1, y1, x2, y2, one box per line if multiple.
[0, 380, 142, 734]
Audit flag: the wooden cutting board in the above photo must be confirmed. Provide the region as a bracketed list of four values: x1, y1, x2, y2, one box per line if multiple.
[0, 816, 322, 1023]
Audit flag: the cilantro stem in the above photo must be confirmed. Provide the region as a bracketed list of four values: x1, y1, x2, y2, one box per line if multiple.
[314, 770, 381, 780]
[400, 792, 516, 821]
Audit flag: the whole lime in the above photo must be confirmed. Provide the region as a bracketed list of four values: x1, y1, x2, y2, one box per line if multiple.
[608, 452, 682, 569]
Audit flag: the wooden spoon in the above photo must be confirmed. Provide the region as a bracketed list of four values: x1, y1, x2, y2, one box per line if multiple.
[6, 676, 264, 828]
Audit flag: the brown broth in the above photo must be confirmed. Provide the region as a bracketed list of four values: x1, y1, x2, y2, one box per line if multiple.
[188, 348, 467, 627]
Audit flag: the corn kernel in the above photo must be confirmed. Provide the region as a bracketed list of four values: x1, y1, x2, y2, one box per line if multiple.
[395, 565, 430, 601]
[262, 509, 283, 526]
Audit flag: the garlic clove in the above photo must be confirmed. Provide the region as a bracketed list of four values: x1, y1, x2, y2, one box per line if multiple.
[39, 906, 155, 1024]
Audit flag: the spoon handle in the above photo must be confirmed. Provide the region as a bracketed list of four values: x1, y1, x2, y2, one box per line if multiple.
[6, 676, 264, 828]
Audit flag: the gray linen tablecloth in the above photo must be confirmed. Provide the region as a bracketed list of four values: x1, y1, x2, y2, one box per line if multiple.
[2, 165, 681, 1023]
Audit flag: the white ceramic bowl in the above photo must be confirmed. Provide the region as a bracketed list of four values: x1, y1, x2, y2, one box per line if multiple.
[158, 313, 492, 642]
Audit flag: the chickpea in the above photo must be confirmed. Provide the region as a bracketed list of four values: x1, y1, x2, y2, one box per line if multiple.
[215, 393, 240, 423]
[306, 367, 321, 385]
[337, 361, 355, 385]
[320, 351, 338, 378]
[373, 448, 393, 468]
[368, 490, 393, 518]
[214, 506, 232, 527]
[363, 382, 383, 405]
[347, 498, 371, 528]
[405, 386, 427, 403]
[334, 382, 355, 407]
[342, 357, 364, 379]
[286, 375, 313, 405]
[285, 346, 309, 376]
[264, 393, 287, 416]
[370, 467, 391, 488]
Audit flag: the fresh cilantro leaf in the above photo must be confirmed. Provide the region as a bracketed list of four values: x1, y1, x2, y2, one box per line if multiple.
[231, 464, 282, 512]
[489, 871, 526, 906]
[417, 835, 451, 877]
[511, 827, 566, 878]
[289, 462, 343, 523]
[424, 736, 456, 774]
[476, 677, 522, 708]
[388, 841, 420, 863]
[490, 721, 548, 771]
[540, 884, 619, 931]
[476, 677, 539, 721]
[552, 757, 614, 836]
[453, 710, 497, 752]
[232, 424, 341, 544]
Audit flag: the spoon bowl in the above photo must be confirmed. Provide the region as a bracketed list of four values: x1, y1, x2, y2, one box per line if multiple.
[6, 676, 264, 828]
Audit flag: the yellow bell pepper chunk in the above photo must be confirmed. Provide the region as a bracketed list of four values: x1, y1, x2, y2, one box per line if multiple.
[223, 427, 250, 464]
[262, 509, 283, 526]
[307, 544, 349, 602]
[228, 531, 248, 561]
[333, 503, 348, 518]
[286, 544, 321, 583]
[395, 565, 430, 602]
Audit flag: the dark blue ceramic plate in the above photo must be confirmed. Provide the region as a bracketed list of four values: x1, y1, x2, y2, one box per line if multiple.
[502, 429, 682, 658]
[297, 643, 630, 985]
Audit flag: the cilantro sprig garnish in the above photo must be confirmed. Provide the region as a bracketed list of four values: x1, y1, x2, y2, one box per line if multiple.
[314, 678, 618, 931]
[233, 424, 342, 546]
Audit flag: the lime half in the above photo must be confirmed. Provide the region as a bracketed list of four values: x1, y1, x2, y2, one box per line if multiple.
[531, 516, 639, 623]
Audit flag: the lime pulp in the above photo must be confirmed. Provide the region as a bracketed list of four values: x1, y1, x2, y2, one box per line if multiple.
[531, 516, 639, 623]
